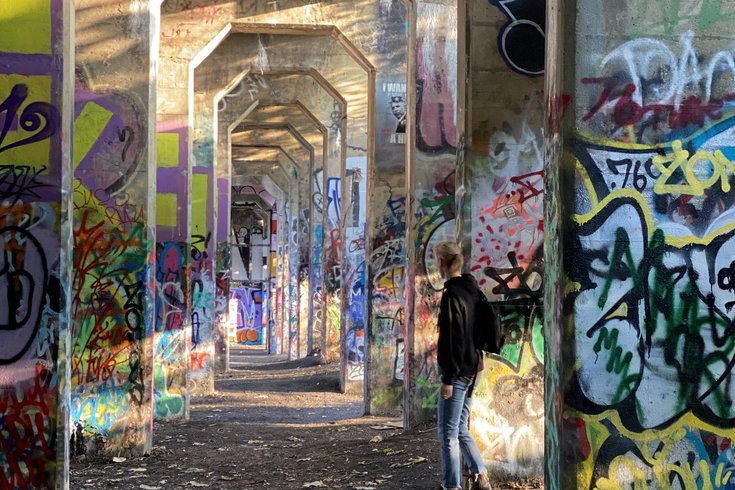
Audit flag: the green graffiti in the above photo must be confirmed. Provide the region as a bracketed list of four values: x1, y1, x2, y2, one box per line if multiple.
[416, 376, 440, 410]
[598, 227, 645, 310]
[593, 327, 638, 403]
[532, 315, 544, 365]
[635, 0, 735, 35]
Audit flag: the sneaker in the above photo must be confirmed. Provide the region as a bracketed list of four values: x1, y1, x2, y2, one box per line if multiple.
[469, 472, 491, 490]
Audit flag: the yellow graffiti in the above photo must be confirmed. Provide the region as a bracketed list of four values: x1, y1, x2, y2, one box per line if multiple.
[652, 140, 735, 196]
[74, 102, 113, 170]
[0, 74, 53, 170]
[157, 132, 179, 168]
[0, 0, 51, 54]
[157, 193, 178, 228]
[574, 169, 735, 249]
[575, 410, 735, 490]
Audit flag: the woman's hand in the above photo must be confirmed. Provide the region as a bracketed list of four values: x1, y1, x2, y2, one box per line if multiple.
[441, 383, 453, 400]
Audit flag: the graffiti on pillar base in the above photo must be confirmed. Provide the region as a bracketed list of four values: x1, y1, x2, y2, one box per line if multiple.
[346, 261, 366, 381]
[190, 231, 214, 394]
[229, 286, 265, 344]
[154, 241, 187, 419]
[490, 0, 546, 77]
[0, 206, 59, 488]
[298, 265, 310, 357]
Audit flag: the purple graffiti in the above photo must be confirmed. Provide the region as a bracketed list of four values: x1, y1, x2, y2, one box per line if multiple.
[0, 225, 48, 364]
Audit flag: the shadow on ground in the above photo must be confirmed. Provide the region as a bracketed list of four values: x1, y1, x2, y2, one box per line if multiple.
[70, 345, 542, 489]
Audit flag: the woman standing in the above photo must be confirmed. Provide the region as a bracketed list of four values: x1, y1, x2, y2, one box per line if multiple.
[434, 242, 491, 490]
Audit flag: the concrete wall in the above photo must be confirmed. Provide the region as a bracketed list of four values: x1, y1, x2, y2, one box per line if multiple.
[405, 0, 460, 427]
[0, 1, 73, 487]
[547, 0, 735, 488]
[71, 0, 156, 458]
[365, 0, 409, 415]
[462, 0, 546, 481]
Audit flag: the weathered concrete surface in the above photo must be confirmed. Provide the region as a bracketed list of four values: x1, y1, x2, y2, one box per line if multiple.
[71, 0, 156, 459]
[0, 2, 73, 488]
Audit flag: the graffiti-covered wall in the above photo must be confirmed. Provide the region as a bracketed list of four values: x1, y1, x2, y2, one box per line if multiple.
[406, 0, 460, 427]
[548, 1, 735, 488]
[363, 0, 409, 413]
[0, 2, 72, 487]
[154, 127, 189, 420]
[462, 0, 546, 480]
[190, 167, 215, 395]
[71, 0, 155, 458]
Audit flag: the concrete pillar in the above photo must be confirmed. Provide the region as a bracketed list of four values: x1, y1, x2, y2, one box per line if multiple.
[71, 0, 156, 457]
[154, 125, 190, 421]
[190, 165, 215, 395]
[0, 1, 73, 487]
[247, 104, 326, 358]
[214, 175, 230, 373]
[364, 0, 410, 415]
[458, 0, 546, 480]
[405, 0, 461, 428]
[340, 155, 368, 393]
[547, 1, 735, 488]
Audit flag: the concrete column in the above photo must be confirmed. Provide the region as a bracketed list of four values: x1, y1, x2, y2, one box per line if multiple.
[458, 0, 546, 481]
[547, 0, 735, 488]
[154, 125, 190, 421]
[405, 0, 461, 428]
[364, 0, 410, 415]
[190, 165, 215, 395]
[0, 1, 73, 487]
[215, 176, 230, 373]
[71, 0, 156, 457]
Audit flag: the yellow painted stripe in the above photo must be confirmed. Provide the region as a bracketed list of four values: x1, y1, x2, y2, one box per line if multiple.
[73, 102, 113, 170]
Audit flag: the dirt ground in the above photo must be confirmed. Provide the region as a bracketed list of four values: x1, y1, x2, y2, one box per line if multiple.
[70, 345, 542, 489]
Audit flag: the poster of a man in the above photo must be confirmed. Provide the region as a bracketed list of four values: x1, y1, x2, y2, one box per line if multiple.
[391, 95, 406, 133]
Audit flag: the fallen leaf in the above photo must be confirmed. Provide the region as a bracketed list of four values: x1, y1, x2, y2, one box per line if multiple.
[112, 457, 127, 463]
[303, 482, 327, 488]
[390, 456, 427, 468]
[187, 482, 210, 488]
[131, 468, 147, 472]
[369, 436, 383, 444]
[191, 442, 205, 446]
[219, 476, 235, 481]
[297, 457, 312, 462]
[139, 485, 162, 490]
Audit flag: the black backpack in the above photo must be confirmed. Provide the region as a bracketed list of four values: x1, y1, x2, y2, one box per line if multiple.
[474, 290, 504, 354]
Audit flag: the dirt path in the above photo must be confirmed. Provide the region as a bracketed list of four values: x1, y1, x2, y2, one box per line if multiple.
[71, 345, 541, 489]
[71, 346, 438, 489]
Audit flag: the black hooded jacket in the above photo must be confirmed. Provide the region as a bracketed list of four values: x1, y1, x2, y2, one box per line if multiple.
[437, 273, 484, 385]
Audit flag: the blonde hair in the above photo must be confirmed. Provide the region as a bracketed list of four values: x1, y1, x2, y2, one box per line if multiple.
[434, 241, 463, 274]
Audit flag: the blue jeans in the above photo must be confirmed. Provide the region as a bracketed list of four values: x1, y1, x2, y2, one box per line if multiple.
[437, 377, 486, 488]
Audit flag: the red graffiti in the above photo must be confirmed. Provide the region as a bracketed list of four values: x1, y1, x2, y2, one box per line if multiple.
[547, 94, 571, 135]
[582, 77, 734, 130]
[0, 365, 55, 489]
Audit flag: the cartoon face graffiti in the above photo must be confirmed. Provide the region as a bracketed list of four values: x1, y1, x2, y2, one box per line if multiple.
[0, 225, 48, 364]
